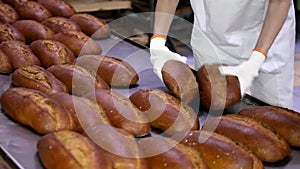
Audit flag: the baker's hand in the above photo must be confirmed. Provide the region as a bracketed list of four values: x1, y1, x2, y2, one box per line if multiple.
[219, 50, 266, 96]
[150, 36, 187, 81]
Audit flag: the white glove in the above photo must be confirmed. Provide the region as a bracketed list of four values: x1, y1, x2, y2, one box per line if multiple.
[219, 51, 266, 96]
[150, 37, 187, 81]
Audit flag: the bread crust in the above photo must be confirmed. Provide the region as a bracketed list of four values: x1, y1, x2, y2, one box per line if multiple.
[0, 49, 12, 73]
[13, 19, 54, 43]
[69, 13, 110, 39]
[11, 65, 68, 95]
[0, 24, 25, 42]
[202, 114, 291, 162]
[30, 39, 75, 68]
[52, 31, 102, 56]
[37, 130, 112, 169]
[0, 87, 74, 134]
[47, 64, 109, 96]
[196, 64, 241, 110]
[42, 16, 81, 34]
[172, 130, 264, 169]
[239, 106, 300, 147]
[15, 1, 52, 22]
[75, 55, 139, 86]
[0, 40, 40, 70]
[49, 92, 111, 132]
[37, 0, 76, 17]
[162, 60, 198, 104]
[0, 3, 19, 24]
[84, 88, 151, 137]
[129, 89, 199, 135]
[139, 137, 209, 169]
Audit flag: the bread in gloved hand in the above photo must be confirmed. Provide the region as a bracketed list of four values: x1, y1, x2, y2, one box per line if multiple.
[162, 60, 198, 104]
[196, 64, 241, 110]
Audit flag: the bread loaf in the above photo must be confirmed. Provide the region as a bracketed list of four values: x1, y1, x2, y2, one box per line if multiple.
[84, 124, 149, 169]
[0, 87, 74, 134]
[138, 136, 208, 169]
[196, 64, 241, 110]
[30, 39, 75, 68]
[0, 40, 40, 70]
[239, 106, 300, 147]
[84, 88, 151, 137]
[0, 3, 19, 24]
[37, 130, 112, 169]
[37, 0, 76, 17]
[129, 89, 199, 135]
[2, 0, 27, 7]
[13, 20, 54, 43]
[0, 23, 25, 42]
[162, 60, 198, 104]
[75, 55, 139, 87]
[172, 130, 264, 169]
[52, 31, 102, 56]
[0, 48, 12, 73]
[15, 1, 52, 22]
[47, 64, 109, 96]
[202, 114, 291, 162]
[49, 92, 111, 132]
[69, 13, 110, 39]
[11, 65, 68, 95]
[42, 16, 81, 34]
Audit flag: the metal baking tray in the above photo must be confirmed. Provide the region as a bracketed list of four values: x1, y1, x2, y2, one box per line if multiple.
[0, 32, 299, 169]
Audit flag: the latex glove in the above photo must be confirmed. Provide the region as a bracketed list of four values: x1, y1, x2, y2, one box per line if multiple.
[219, 51, 266, 96]
[150, 37, 187, 80]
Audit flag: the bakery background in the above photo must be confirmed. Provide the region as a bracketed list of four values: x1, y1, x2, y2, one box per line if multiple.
[0, 0, 300, 169]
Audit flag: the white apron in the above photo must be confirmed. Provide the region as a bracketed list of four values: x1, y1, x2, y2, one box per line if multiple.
[189, 0, 295, 108]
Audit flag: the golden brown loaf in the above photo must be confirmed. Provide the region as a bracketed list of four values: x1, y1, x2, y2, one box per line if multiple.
[0, 3, 19, 24]
[15, 1, 51, 21]
[37, 130, 112, 169]
[239, 106, 300, 147]
[30, 39, 75, 68]
[13, 19, 54, 43]
[47, 64, 109, 96]
[0, 40, 40, 70]
[2, 0, 27, 7]
[172, 130, 264, 169]
[0, 23, 25, 42]
[130, 89, 199, 135]
[37, 0, 76, 17]
[162, 60, 198, 104]
[139, 136, 209, 169]
[84, 88, 151, 137]
[69, 13, 111, 39]
[0, 87, 74, 134]
[202, 114, 291, 162]
[11, 65, 68, 95]
[196, 64, 241, 110]
[74, 55, 139, 87]
[49, 92, 111, 132]
[52, 30, 102, 56]
[42, 16, 81, 34]
[85, 124, 149, 169]
[0, 49, 12, 73]
[46, 64, 109, 95]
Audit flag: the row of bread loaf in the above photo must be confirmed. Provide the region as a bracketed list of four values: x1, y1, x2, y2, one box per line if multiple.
[2, 60, 300, 168]
[0, 0, 111, 74]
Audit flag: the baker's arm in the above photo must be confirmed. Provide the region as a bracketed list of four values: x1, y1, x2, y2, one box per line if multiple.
[220, 0, 291, 96]
[150, 0, 187, 80]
